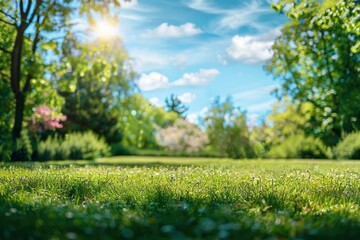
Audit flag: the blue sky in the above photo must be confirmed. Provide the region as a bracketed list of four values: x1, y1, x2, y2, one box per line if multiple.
[117, 0, 287, 124]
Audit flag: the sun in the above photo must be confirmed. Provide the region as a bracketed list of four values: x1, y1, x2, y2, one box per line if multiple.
[93, 20, 118, 39]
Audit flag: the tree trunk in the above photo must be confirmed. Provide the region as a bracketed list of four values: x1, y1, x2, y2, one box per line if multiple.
[12, 93, 25, 140]
[10, 25, 26, 142]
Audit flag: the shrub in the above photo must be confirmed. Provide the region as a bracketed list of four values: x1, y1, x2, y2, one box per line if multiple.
[156, 119, 208, 153]
[267, 134, 329, 159]
[110, 143, 133, 156]
[333, 132, 360, 159]
[37, 131, 110, 161]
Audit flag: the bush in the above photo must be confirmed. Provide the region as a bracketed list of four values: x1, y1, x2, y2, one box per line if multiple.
[333, 132, 360, 159]
[37, 131, 110, 161]
[110, 143, 133, 156]
[267, 134, 329, 159]
[156, 119, 208, 153]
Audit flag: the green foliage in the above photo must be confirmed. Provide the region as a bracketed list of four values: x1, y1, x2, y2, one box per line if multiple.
[37, 132, 110, 161]
[0, 0, 125, 149]
[110, 143, 133, 156]
[0, 158, 360, 239]
[58, 39, 134, 144]
[119, 94, 178, 149]
[251, 98, 312, 150]
[267, 134, 330, 159]
[0, 79, 13, 161]
[10, 130, 33, 161]
[333, 132, 360, 159]
[266, 0, 360, 145]
[204, 97, 254, 159]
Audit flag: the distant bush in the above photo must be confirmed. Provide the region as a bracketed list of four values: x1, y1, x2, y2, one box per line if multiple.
[333, 132, 360, 159]
[110, 143, 133, 156]
[37, 131, 110, 161]
[267, 134, 329, 159]
[156, 119, 209, 153]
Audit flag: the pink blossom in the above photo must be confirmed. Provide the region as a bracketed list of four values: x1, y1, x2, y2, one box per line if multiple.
[36, 105, 52, 117]
[28, 104, 66, 132]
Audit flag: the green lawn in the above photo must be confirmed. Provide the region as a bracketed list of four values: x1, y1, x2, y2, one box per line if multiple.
[1, 157, 360, 239]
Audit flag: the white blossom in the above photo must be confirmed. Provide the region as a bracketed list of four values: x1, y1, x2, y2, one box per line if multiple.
[156, 119, 208, 152]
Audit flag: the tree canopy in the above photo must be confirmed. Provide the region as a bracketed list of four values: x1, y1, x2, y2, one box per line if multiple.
[0, 0, 125, 153]
[266, 0, 360, 145]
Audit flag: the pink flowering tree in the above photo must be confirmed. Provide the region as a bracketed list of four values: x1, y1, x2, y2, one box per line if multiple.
[156, 119, 208, 152]
[28, 105, 67, 137]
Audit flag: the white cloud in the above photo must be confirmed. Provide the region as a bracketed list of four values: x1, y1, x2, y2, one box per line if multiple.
[135, 72, 169, 91]
[172, 69, 220, 87]
[173, 54, 188, 68]
[227, 35, 273, 64]
[217, 54, 228, 66]
[130, 52, 191, 72]
[226, 27, 282, 64]
[186, 0, 225, 14]
[186, 0, 272, 33]
[136, 69, 220, 91]
[120, 13, 144, 21]
[178, 92, 196, 104]
[217, 2, 270, 32]
[145, 23, 203, 38]
[149, 97, 164, 107]
[131, 52, 168, 72]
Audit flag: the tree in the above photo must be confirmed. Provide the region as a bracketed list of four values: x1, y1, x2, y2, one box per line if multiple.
[250, 98, 312, 149]
[165, 94, 189, 118]
[119, 94, 178, 149]
[156, 118, 208, 152]
[266, 0, 360, 145]
[204, 97, 254, 159]
[0, 0, 124, 147]
[57, 38, 134, 144]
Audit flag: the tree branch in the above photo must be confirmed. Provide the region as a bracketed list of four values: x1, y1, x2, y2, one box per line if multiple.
[25, 0, 33, 19]
[0, 46, 11, 55]
[27, 0, 43, 25]
[0, 17, 16, 27]
[20, 0, 25, 19]
[0, 9, 17, 22]
[0, 72, 10, 79]
[23, 11, 43, 93]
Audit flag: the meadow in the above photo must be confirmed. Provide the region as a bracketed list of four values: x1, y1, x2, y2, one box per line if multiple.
[1, 157, 360, 239]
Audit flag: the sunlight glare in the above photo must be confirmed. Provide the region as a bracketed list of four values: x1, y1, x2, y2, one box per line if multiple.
[94, 20, 118, 39]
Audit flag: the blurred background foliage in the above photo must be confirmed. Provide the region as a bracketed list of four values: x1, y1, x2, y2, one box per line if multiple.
[0, 0, 359, 161]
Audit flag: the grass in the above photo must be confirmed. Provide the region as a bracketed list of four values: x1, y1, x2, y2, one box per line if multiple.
[0, 156, 360, 239]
